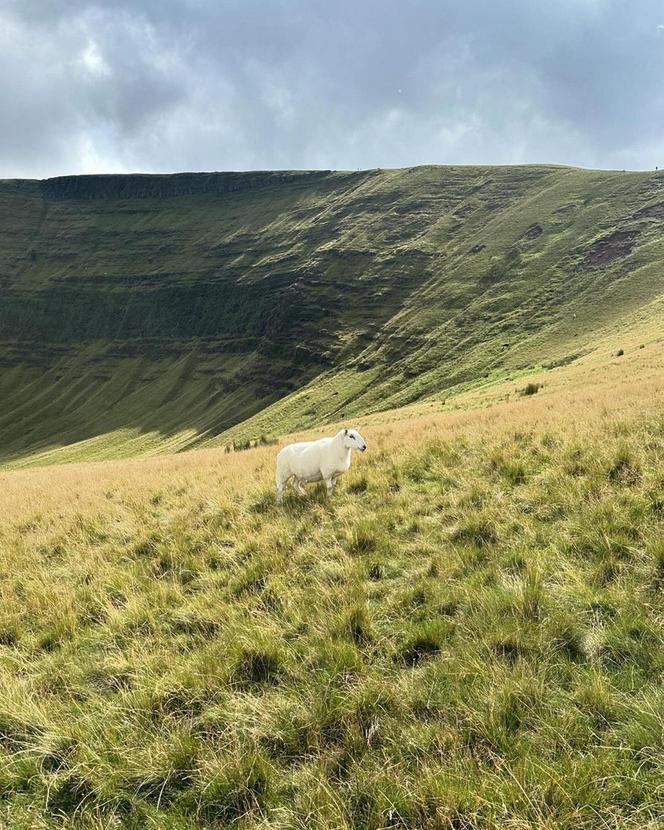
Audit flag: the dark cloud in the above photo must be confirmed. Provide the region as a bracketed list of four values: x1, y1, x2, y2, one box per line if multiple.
[1, 0, 663, 178]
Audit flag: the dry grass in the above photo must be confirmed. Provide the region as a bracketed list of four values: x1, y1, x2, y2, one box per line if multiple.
[0, 352, 663, 828]
[4, 331, 664, 527]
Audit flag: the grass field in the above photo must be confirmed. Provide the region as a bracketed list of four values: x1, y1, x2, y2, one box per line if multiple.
[1, 345, 663, 828]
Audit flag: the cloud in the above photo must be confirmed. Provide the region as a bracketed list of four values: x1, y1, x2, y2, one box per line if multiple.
[1, 0, 663, 178]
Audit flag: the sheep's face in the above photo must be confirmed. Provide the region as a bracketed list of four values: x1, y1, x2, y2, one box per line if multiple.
[343, 428, 367, 452]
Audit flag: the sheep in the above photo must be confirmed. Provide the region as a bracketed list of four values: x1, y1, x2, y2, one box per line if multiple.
[276, 428, 367, 503]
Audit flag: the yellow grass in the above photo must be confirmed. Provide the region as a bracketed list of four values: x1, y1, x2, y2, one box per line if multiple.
[3, 332, 662, 530]
[1, 339, 663, 828]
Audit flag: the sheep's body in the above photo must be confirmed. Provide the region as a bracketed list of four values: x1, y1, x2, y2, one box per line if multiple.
[276, 428, 366, 503]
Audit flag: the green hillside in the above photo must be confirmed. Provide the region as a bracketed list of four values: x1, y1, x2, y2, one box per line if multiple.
[2, 165, 664, 466]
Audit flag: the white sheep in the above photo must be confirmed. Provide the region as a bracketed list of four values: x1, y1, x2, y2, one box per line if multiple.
[275, 428, 367, 503]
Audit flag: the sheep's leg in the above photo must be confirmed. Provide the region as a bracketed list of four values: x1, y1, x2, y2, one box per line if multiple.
[295, 479, 308, 496]
[277, 470, 294, 504]
[275, 469, 285, 504]
[325, 477, 335, 498]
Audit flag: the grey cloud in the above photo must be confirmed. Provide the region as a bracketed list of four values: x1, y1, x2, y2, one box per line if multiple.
[1, 0, 663, 178]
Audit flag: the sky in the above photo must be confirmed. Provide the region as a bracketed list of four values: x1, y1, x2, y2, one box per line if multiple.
[2, 0, 664, 178]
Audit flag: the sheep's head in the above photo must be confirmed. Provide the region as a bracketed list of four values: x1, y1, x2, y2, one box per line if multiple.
[342, 427, 367, 452]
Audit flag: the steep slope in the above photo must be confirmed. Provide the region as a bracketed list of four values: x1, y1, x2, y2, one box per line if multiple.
[1, 165, 664, 466]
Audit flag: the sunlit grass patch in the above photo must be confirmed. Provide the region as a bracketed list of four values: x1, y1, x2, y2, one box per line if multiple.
[1, 401, 664, 827]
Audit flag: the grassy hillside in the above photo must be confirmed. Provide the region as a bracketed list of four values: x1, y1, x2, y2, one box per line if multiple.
[0, 353, 663, 828]
[2, 164, 664, 466]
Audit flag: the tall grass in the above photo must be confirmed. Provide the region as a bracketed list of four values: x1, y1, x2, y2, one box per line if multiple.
[0, 397, 663, 827]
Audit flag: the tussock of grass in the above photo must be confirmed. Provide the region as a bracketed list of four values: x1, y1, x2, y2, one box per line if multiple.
[347, 475, 369, 494]
[450, 512, 499, 546]
[0, 408, 663, 827]
[347, 521, 382, 555]
[521, 381, 542, 396]
[400, 619, 453, 665]
[231, 644, 284, 687]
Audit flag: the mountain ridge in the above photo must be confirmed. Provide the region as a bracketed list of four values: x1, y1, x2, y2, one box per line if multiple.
[1, 163, 663, 466]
